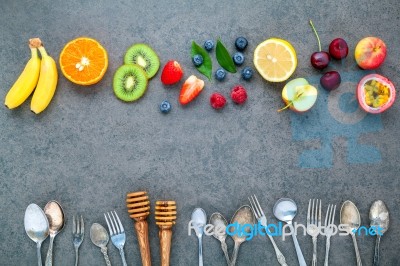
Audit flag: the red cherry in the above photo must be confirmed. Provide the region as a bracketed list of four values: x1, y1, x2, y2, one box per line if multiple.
[311, 52, 330, 69]
[320, 71, 341, 91]
[329, 38, 348, 60]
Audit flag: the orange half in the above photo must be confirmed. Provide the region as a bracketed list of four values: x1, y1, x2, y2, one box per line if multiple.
[59, 37, 108, 85]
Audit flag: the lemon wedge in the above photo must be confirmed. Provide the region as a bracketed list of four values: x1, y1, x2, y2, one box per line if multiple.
[253, 38, 297, 82]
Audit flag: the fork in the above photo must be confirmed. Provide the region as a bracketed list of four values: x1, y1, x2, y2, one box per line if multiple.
[72, 215, 84, 266]
[324, 204, 336, 266]
[249, 195, 288, 266]
[104, 211, 128, 266]
[307, 199, 321, 266]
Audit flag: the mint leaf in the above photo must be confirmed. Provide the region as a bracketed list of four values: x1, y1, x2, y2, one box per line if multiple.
[191, 41, 212, 80]
[216, 39, 236, 73]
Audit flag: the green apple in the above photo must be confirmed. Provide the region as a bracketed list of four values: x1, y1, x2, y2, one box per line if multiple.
[279, 78, 318, 112]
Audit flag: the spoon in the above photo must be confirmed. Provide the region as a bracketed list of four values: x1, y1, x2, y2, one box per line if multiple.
[44, 201, 65, 266]
[90, 223, 112, 266]
[209, 212, 230, 265]
[340, 200, 362, 266]
[369, 200, 389, 266]
[273, 198, 306, 266]
[191, 208, 207, 266]
[24, 203, 50, 266]
[230, 205, 255, 266]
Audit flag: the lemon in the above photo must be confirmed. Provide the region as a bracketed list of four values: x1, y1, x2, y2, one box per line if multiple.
[253, 38, 297, 82]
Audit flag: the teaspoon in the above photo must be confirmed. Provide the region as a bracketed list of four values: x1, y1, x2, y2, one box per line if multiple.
[369, 200, 389, 266]
[90, 223, 112, 266]
[230, 205, 255, 266]
[340, 200, 362, 266]
[273, 198, 306, 266]
[209, 212, 230, 265]
[44, 201, 65, 266]
[24, 203, 50, 266]
[191, 208, 207, 266]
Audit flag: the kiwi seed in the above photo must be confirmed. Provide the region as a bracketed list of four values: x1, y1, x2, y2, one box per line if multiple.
[124, 43, 160, 79]
[113, 64, 148, 102]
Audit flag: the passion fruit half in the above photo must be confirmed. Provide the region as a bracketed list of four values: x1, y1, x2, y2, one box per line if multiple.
[357, 74, 396, 114]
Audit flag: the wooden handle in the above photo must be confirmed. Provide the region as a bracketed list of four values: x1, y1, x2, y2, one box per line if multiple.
[159, 228, 173, 266]
[134, 220, 152, 266]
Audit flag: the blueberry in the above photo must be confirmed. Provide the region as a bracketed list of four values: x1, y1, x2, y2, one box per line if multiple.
[160, 100, 171, 113]
[192, 54, 204, 66]
[235, 37, 248, 51]
[215, 68, 226, 81]
[232, 52, 245, 66]
[204, 40, 214, 51]
[241, 67, 253, 80]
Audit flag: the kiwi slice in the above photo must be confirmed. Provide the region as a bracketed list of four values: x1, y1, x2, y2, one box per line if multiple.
[113, 64, 148, 102]
[124, 43, 160, 79]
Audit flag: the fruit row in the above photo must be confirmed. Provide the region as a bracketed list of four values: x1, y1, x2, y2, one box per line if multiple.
[4, 28, 396, 115]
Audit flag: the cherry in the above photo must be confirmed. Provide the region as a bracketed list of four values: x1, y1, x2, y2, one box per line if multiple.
[329, 38, 349, 59]
[309, 20, 330, 70]
[320, 71, 341, 91]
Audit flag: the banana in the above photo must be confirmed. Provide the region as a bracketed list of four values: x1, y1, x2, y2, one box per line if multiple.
[30, 44, 58, 114]
[5, 45, 41, 109]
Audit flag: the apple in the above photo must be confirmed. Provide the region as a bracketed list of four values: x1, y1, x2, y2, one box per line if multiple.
[279, 78, 318, 112]
[355, 37, 386, 70]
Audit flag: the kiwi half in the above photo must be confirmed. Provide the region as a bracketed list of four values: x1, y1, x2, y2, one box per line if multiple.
[113, 64, 148, 102]
[124, 43, 160, 79]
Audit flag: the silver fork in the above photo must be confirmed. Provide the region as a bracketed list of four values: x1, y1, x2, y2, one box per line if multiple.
[72, 215, 84, 266]
[324, 204, 336, 266]
[307, 199, 321, 266]
[104, 211, 128, 266]
[249, 195, 288, 266]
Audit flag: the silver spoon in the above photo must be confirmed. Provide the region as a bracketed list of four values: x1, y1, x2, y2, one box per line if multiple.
[340, 200, 362, 266]
[369, 200, 389, 266]
[44, 201, 65, 266]
[191, 208, 207, 266]
[24, 203, 50, 266]
[209, 212, 230, 265]
[230, 205, 255, 266]
[273, 198, 306, 266]
[90, 223, 112, 266]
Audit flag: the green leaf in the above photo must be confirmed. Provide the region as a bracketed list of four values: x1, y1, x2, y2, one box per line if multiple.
[216, 39, 236, 73]
[191, 41, 212, 80]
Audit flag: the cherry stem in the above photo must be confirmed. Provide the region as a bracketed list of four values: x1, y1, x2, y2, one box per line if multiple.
[309, 20, 321, 52]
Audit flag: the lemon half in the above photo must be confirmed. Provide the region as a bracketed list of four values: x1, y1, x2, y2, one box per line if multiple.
[253, 38, 297, 82]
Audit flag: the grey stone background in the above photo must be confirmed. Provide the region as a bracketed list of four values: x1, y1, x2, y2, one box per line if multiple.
[0, 0, 399, 265]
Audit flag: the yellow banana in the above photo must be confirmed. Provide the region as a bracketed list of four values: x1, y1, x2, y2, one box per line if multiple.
[5, 46, 41, 109]
[31, 45, 58, 114]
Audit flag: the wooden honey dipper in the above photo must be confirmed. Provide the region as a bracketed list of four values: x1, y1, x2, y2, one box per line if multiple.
[155, 200, 177, 266]
[126, 191, 152, 266]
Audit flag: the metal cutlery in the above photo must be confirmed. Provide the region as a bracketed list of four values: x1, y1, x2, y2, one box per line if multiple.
[104, 211, 128, 266]
[249, 195, 287, 266]
[324, 204, 336, 266]
[273, 198, 307, 266]
[44, 201, 65, 266]
[369, 200, 389, 266]
[72, 215, 84, 266]
[191, 208, 207, 266]
[307, 199, 321, 266]
[340, 200, 362, 266]
[90, 223, 112, 266]
[209, 212, 230, 265]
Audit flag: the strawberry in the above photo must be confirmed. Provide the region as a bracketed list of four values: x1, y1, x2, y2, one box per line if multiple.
[179, 75, 204, 105]
[161, 60, 183, 85]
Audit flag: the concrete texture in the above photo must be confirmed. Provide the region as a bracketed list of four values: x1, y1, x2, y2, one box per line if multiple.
[0, 0, 399, 265]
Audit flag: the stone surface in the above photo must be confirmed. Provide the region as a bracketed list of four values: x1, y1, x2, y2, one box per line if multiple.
[0, 0, 399, 265]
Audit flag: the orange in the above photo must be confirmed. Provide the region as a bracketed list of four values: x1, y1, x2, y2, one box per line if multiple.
[59, 37, 108, 85]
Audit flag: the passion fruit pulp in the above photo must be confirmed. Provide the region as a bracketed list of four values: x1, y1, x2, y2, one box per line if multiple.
[357, 74, 396, 114]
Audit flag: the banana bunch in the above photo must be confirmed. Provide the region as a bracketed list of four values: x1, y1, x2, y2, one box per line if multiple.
[5, 38, 58, 114]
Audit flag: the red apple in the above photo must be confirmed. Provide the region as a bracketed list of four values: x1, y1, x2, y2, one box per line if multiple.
[354, 37, 386, 70]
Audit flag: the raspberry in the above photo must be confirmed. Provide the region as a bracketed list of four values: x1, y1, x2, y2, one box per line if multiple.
[231, 85, 247, 104]
[210, 93, 226, 109]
